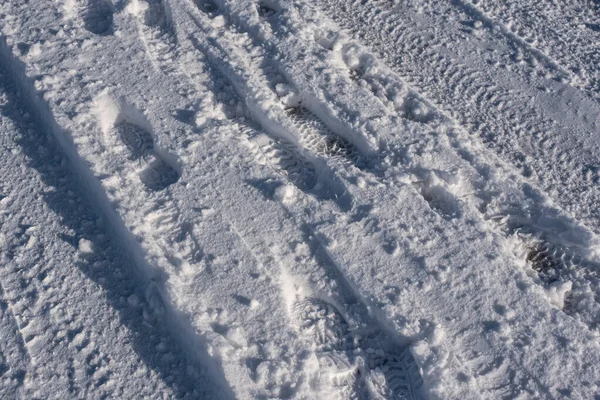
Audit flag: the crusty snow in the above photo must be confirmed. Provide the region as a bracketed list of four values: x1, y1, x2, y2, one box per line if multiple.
[1, 0, 600, 398]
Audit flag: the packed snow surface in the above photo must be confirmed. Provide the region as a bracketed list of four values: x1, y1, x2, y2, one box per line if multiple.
[1, 0, 600, 398]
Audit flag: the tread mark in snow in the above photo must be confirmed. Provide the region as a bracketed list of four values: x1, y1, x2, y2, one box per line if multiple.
[524, 239, 597, 284]
[115, 122, 154, 161]
[412, 175, 462, 220]
[291, 297, 423, 398]
[286, 107, 369, 170]
[243, 126, 318, 191]
[292, 298, 351, 352]
[112, 122, 179, 191]
[132, 0, 177, 75]
[491, 214, 600, 319]
[368, 349, 424, 400]
[449, 0, 571, 81]
[84, 0, 114, 35]
[291, 297, 361, 398]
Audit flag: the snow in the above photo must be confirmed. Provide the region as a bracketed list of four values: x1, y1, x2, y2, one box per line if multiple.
[1, 0, 600, 398]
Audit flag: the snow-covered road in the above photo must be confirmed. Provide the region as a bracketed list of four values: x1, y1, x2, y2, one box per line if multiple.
[1, 0, 600, 398]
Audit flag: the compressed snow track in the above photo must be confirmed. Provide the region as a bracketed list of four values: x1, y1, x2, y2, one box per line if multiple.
[0, 64, 225, 398]
[2, 0, 600, 398]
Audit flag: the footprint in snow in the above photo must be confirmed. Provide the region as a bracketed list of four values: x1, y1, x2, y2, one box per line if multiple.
[244, 126, 318, 192]
[84, 0, 114, 35]
[291, 297, 423, 399]
[112, 122, 179, 191]
[286, 106, 370, 170]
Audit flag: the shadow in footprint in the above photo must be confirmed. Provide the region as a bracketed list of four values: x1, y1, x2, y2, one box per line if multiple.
[84, 0, 114, 35]
[172, 109, 196, 125]
[139, 157, 180, 191]
[142, 0, 172, 30]
[585, 23, 600, 33]
[112, 122, 180, 191]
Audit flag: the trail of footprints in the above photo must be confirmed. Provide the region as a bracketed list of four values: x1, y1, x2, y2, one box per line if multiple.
[73, 0, 600, 396]
[306, 0, 600, 324]
[82, 1, 424, 396]
[140, 0, 597, 393]
[180, 7, 423, 394]
[182, 8, 421, 394]
[182, 0, 373, 198]
[183, 0, 600, 365]
[291, 296, 423, 399]
[112, 122, 179, 191]
[190, 0, 371, 171]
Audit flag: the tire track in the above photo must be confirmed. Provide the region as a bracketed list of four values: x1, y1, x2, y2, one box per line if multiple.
[449, 0, 572, 82]
[470, 0, 600, 103]
[317, 0, 600, 239]
[199, 3, 600, 395]
[318, 23, 600, 329]
[128, 0, 178, 73]
[289, 2, 600, 329]
[207, 0, 600, 337]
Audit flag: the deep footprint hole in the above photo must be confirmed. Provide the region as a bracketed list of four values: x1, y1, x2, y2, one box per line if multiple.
[258, 4, 277, 18]
[139, 156, 180, 191]
[84, 0, 114, 35]
[194, 0, 220, 16]
[112, 122, 180, 191]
